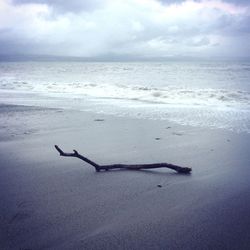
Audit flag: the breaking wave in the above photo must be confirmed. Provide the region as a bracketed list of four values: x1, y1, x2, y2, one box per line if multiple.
[0, 80, 249, 110]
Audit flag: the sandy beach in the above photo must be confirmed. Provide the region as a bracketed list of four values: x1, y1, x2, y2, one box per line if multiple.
[1, 104, 250, 250]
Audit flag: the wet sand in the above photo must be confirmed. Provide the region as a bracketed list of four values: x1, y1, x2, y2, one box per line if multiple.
[0, 104, 250, 249]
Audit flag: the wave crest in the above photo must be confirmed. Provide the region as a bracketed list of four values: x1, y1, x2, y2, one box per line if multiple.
[0, 80, 250, 109]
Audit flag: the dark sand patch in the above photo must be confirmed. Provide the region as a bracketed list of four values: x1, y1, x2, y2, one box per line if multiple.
[94, 119, 105, 122]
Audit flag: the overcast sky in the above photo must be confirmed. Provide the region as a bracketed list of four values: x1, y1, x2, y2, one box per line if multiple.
[0, 0, 250, 59]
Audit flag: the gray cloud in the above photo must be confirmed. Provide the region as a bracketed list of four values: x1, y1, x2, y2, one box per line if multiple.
[159, 0, 250, 5]
[215, 0, 250, 4]
[1, 0, 250, 59]
[12, 0, 105, 13]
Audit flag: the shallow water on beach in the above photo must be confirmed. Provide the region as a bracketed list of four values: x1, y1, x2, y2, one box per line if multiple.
[0, 61, 250, 133]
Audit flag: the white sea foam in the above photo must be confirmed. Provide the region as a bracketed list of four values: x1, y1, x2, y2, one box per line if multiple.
[0, 79, 249, 110]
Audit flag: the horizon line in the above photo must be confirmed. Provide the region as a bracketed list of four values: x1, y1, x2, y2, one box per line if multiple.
[0, 54, 250, 62]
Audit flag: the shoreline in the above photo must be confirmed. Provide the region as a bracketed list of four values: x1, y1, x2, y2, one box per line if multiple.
[1, 103, 250, 249]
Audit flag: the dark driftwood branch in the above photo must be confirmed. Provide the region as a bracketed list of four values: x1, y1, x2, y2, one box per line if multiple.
[55, 145, 192, 174]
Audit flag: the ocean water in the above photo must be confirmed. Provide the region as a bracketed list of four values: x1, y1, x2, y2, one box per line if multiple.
[0, 61, 250, 133]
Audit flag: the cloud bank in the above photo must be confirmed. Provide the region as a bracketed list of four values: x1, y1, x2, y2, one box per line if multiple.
[0, 0, 250, 59]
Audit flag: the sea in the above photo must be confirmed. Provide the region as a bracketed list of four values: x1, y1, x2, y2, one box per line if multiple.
[0, 60, 250, 133]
